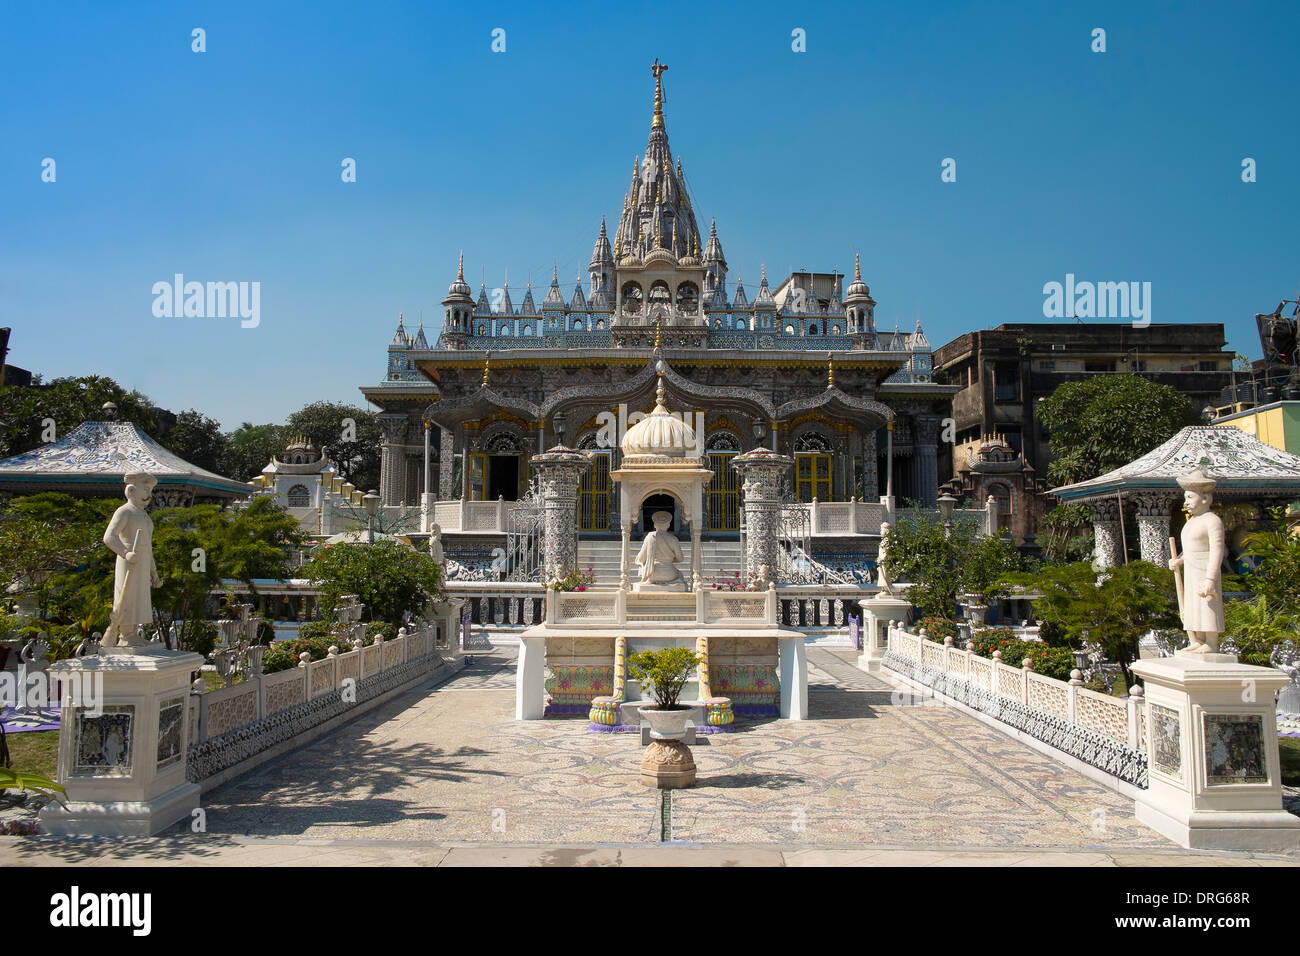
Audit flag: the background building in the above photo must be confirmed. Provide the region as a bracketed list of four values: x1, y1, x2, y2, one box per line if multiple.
[934, 322, 1233, 481]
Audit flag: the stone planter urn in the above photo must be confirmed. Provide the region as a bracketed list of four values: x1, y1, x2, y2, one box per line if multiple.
[639, 706, 696, 789]
[961, 595, 989, 627]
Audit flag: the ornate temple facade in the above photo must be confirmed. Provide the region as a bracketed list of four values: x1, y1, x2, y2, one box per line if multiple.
[361, 65, 956, 542]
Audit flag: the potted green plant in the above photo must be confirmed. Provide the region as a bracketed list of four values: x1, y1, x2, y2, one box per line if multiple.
[628, 646, 699, 739]
[628, 646, 700, 788]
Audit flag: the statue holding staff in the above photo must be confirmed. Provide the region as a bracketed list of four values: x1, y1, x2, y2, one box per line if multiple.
[103, 472, 162, 649]
[1168, 467, 1225, 654]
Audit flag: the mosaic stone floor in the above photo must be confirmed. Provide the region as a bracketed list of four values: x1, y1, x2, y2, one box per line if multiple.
[189, 647, 1173, 850]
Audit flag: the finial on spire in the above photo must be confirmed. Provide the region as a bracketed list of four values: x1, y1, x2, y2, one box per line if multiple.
[651, 58, 668, 128]
[457, 251, 465, 281]
[761, 263, 767, 284]
[827, 353, 835, 389]
[854, 252, 861, 281]
[552, 261, 558, 284]
[634, 156, 639, 178]
[599, 216, 607, 237]
[654, 316, 662, 349]
[482, 351, 491, 387]
[671, 219, 677, 252]
[710, 217, 717, 237]
[693, 231, 700, 256]
[676, 156, 682, 177]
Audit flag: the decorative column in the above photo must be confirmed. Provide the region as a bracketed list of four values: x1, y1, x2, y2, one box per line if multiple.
[438, 426, 455, 499]
[860, 431, 877, 500]
[378, 414, 408, 506]
[421, 419, 434, 532]
[884, 420, 894, 502]
[530, 445, 590, 582]
[733, 447, 794, 585]
[1088, 498, 1123, 569]
[914, 415, 940, 508]
[1133, 493, 1174, 566]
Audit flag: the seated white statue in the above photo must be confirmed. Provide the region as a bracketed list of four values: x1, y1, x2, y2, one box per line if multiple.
[634, 511, 686, 592]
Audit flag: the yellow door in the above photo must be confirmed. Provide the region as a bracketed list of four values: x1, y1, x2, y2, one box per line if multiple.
[795, 453, 831, 502]
[707, 452, 739, 531]
[579, 451, 611, 531]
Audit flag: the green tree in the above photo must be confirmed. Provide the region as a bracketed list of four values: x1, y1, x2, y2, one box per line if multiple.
[1037, 376, 1197, 560]
[149, 497, 306, 651]
[302, 540, 443, 627]
[1007, 561, 1179, 688]
[286, 401, 382, 492]
[1219, 507, 1300, 665]
[161, 409, 228, 474]
[0, 494, 119, 625]
[882, 512, 1021, 620]
[219, 422, 286, 482]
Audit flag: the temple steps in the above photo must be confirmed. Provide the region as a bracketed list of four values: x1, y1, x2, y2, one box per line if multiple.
[576, 539, 743, 585]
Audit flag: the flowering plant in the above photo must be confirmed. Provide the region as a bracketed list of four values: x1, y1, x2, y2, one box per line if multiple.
[548, 567, 596, 592]
[707, 569, 758, 592]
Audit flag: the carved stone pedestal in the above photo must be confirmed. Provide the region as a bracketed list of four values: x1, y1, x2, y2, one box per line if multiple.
[1131, 652, 1300, 851]
[40, 646, 204, 837]
[858, 593, 913, 674]
[640, 739, 696, 789]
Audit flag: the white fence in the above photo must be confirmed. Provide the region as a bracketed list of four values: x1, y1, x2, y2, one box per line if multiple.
[189, 622, 440, 747]
[883, 621, 1148, 787]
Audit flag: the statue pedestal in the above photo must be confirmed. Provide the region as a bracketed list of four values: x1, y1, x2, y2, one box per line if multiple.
[858, 593, 912, 674]
[40, 647, 204, 838]
[1130, 652, 1300, 851]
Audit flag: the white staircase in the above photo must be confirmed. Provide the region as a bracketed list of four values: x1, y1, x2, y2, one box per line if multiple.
[576, 538, 743, 586]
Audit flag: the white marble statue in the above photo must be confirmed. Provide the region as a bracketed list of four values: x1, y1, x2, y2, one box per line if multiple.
[428, 523, 444, 565]
[876, 521, 893, 594]
[1168, 467, 1225, 654]
[634, 511, 686, 591]
[103, 472, 161, 648]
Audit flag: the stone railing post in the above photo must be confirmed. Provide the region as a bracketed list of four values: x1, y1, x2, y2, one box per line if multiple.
[373, 631, 386, 671]
[191, 677, 208, 745]
[1127, 683, 1144, 750]
[1021, 657, 1033, 705]
[327, 644, 340, 693]
[497, 495, 506, 532]
[1068, 668, 1083, 724]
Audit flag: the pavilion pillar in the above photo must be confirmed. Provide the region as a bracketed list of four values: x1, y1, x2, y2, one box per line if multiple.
[378, 415, 407, 507]
[1088, 498, 1123, 569]
[530, 446, 589, 582]
[733, 448, 794, 586]
[1133, 493, 1175, 566]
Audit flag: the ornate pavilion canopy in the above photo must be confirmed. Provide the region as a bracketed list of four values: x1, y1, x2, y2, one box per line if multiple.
[0, 421, 252, 507]
[1050, 425, 1300, 568]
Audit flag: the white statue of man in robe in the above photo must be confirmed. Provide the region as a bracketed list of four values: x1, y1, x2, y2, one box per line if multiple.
[634, 510, 686, 591]
[1168, 467, 1225, 654]
[103, 472, 162, 649]
[428, 523, 444, 565]
[876, 521, 894, 594]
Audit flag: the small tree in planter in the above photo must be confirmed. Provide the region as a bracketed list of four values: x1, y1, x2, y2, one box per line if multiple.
[628, 647, 699, 711]
[628, 646, 701, 789]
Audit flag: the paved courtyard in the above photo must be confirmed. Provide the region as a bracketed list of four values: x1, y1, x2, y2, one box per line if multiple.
[3, 647, 1296, 866]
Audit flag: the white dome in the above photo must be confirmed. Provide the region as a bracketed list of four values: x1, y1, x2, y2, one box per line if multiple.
[620, 383, 697, 458]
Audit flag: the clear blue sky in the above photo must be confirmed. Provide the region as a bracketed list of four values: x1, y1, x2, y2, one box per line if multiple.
[2, 0, 1297, 429]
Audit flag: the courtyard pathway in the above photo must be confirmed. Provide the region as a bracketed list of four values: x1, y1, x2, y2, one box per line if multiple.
[2, 647, 1296, 866]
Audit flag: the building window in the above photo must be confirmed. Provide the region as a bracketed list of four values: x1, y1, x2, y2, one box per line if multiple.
[809, 324, 818, 336]
[286, 484, 310, 507]
[994, 361, 1020, 402]
[1084, 360, 1114, 373]
[1199, 360, 1220, 372]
